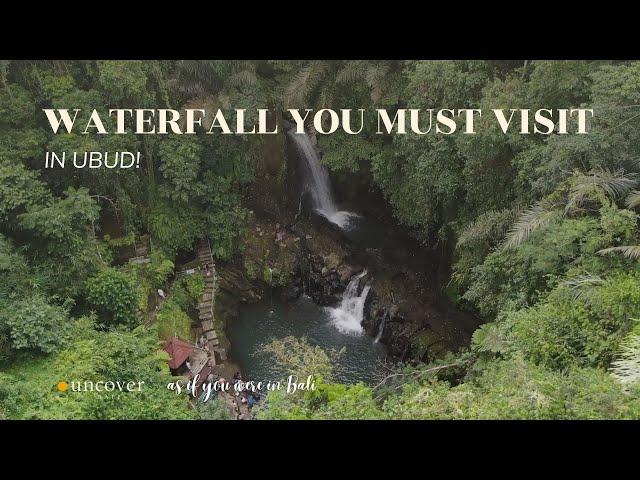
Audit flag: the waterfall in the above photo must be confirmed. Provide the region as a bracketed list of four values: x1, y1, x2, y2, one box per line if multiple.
[327, 270, 370, 335]
[287, 130, 359, 229]
[374, 312, 387, 343]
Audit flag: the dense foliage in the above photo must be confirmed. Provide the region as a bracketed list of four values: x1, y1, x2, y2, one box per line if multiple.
[2, 60, 640, 419]
[255, 60, 640, 419]
[0, 60, 266, 418]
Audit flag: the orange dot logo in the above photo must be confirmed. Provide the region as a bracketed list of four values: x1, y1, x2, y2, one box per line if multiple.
[57, 381, 69, 392]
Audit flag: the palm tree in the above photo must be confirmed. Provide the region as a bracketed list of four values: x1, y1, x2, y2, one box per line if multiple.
[456, 207, 518, 249]
[566, 169, 638, 213]
[166, 60, 271, 131]
[625, 190, 640, 209]
[561, 273, 605, 299]
[170, 60, 259, 99]
[502, 168, 639, 249]
[0, 60, 9, 87]
[282, 60, 403, 109]
[597, 245, 640, 260]
[502, 199, 560, 249]
[283, 60, 334, 108]
[611, 328, 640, 389]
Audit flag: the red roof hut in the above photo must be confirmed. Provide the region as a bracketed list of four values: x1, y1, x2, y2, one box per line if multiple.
[163, 336, 195, 370]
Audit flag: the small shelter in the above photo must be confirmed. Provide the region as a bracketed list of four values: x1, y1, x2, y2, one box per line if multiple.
[163, 336, 195, 371]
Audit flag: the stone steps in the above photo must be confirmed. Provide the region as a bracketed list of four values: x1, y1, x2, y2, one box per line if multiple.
[205, 330, 219, 342]
[201, 320, 214, 331]
[195, 238, 227, 368]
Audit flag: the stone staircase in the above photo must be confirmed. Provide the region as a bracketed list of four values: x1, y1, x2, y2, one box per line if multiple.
[196, 239, 227, 365]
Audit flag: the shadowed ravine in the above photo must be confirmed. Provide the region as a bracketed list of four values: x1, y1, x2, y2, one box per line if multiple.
[227, 130, 478, 385]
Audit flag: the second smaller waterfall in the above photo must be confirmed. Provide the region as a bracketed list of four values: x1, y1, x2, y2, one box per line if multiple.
[374, 312, 387, 343]
[327, 270, 370, 335]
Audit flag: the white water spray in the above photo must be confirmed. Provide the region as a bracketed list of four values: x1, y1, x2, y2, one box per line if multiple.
[287, 130, 359, 229]
[327, 270, 370, 335]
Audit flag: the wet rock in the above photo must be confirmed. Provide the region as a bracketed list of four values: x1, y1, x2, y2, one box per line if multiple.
[323, 253, 342, 270]
[382, 321, 410, 356]
[337, 263, 359, 283]
[362, 297, 381, 336]
[295, 249, 351, 306]
[284, 283, 302, 302]
[311, 255, 324, 273]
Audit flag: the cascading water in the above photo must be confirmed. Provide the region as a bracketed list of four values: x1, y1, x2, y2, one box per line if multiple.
[287, 129, 359, 229]
[327, 270, 371, 334]
[374, 312, 388, 343]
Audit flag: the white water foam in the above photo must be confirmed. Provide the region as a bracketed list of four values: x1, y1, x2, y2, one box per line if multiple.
[327, 270, 370, 335]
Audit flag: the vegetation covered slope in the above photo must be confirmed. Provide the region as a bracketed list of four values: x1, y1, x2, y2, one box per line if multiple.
[2, 60, 640, 419]
[253, 60, 640, 419]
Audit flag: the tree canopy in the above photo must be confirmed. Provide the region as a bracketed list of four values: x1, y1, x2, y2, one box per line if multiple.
[2, 60, 640, 419]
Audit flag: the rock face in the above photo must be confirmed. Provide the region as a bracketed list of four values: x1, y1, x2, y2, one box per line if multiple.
[214, 260, 263, 346]
[295, 251, 349, 305]
[214, 211, 479, 366]
[362, 285, 479, 362]
[214, 215, 359, 336]
[364, 295, 413, 357]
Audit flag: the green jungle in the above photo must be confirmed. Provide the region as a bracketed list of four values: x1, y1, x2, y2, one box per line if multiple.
[1, 60, 640, 419]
